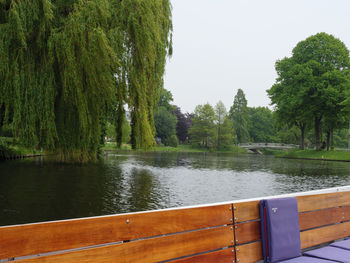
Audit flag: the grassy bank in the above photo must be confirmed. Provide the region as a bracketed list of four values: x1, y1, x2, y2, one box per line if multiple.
[0, 137, 43, 159]
[103, 143, 247, 154]
[275, 149, 350, 161]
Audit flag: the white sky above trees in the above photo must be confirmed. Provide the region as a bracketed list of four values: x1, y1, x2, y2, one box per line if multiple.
[164, 0, 350, 113]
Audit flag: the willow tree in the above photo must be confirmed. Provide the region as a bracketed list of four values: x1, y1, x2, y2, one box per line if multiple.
[0, 0, 172, 162]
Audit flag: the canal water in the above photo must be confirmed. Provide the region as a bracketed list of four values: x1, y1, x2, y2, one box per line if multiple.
[1, 152, 350, 226]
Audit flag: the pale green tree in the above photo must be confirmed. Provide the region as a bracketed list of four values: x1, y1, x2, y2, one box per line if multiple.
[189, 104, 216, 148]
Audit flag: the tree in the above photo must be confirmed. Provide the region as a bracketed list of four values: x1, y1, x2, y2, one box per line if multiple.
[214, 101, 228, 148]
[268, 33, 350, 150]
[248, 107, 278, 143]
[0, 0, 173, 162]
[154, 88, 177, 146]
[218, 117, 235, 149]
[154, 106, 177, 146]
[268, 58, 311, 149]
[189, 104, 216, 148]
[229, 89, 249, 143]
[173, 106, 191, 143]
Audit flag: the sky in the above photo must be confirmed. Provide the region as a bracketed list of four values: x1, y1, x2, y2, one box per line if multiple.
[163, 0, 350, 113]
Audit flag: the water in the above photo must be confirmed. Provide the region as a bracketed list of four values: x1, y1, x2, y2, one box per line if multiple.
[1, 152, 350, 226]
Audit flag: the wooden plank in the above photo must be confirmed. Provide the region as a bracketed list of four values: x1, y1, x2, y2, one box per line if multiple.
[341, 206, 350, 221]
[234, 191, 350, 223]
[235, 241, 262, 263]
[170, 248, 235, 263]
[233, 201, 260, 223]
[301, 221, 350, 249]
[297, 191, 350, 213]
[299, 207, 344, 231]
[0, 204, 232, 260]
[234, 221, 260, 245]
[14, 226, 234, 263]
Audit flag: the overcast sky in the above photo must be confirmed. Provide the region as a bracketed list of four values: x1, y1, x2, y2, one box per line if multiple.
[163, 0, 350, 113]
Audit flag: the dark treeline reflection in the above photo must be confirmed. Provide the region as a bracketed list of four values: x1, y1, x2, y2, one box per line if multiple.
[1, 152, 350, 226]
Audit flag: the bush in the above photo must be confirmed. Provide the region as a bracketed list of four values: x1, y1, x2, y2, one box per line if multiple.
[163, 134, 178, 147]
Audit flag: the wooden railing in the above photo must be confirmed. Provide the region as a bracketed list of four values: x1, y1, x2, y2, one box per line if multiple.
[1, 186, 350, 262]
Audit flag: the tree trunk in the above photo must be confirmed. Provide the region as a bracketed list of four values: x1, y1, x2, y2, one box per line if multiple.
[314, 116, 322, 150]
[299, 123, 306, 150]
[326, 130, 330, 151]
[330, 128, 334, 150]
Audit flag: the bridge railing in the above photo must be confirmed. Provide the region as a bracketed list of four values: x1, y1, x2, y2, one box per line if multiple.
[239, 142, 299, 148]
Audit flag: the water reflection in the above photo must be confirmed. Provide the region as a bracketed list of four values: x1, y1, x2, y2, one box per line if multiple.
[1, 152, 350, 226]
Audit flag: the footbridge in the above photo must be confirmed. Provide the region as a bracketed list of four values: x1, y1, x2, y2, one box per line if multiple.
[239, 143, 299, 153]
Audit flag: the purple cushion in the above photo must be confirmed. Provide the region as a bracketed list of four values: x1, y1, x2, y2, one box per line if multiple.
[260, 197, 301, 263]
[330, 239, 350, 250]
[279, 256, 338, 263]
[304, 246, 350, 263]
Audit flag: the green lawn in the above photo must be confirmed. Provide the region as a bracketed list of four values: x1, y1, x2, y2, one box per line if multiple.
[103, 143, 247, 154]
[0, 137, 43, 158]
[276, 149, 350, 161]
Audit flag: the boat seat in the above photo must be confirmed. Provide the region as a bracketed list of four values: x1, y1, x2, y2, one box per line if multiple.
[278, 256, 338, 263]
[304, 246, 350, 263]
[260, 197, 339, 263]
[330, 239, 350, 250]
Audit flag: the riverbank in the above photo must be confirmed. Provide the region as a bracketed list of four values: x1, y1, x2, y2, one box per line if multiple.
[274, 149, 350, 162]
[103, 143, 247, 154]
[0, 137, 43, 160]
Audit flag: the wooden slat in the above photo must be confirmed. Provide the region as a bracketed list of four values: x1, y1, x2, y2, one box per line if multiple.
[299, 207, 344, 231]
[234, 221, 260, 245]
[15, 226, 234, 263]
[341, 206, 350, 221]
[234, 191, 350, 223]
[0, 204, 232, 260]
[301, 221, 350, 249]
[234, 201, 260, 223]
[235, 241, 262, 263]
[297, 191, 350, 212]
[170, 248, 235, 263]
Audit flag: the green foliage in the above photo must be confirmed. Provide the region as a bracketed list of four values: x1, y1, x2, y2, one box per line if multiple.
[215, 101, 235, 149]
[106, 119, 130, 145]
[154, 106, 177, 146]
[248, 107, 279, 143]
[163, 134, 178, 147]
[0, 0, 172, 162]
[217, 117, 235, 149]
[229, 89, 249, 143]
[189, 104, 216, 148]
[268, 33, 350, 150]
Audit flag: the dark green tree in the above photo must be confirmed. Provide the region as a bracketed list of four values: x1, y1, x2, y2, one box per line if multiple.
[154, 106, 177, 146]
[229, 89, 249, 143]
[248, 107, 278, 143]
[0, 0, 172, 162]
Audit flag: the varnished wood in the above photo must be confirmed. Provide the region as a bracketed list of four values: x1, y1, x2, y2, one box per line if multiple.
[297, 191, 350, 212]
[299, 207, 344, 231]
[300, 221, 350, 249]
[233, 201, 260, 223]
[15, 226, 234, 263]
[235, 241, 262, 263]
[170, 248, 235, 263]
[234, 192, 350, 223]
[234, 221, 260, 245]
[0, 204, 232, 260]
